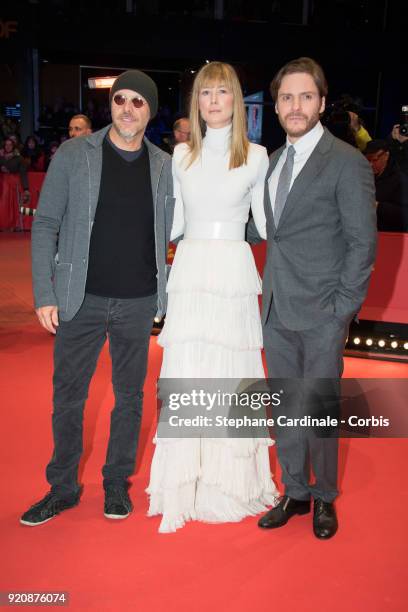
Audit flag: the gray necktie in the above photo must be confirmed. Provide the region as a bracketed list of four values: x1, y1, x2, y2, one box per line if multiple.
[273, 145, 295, 227]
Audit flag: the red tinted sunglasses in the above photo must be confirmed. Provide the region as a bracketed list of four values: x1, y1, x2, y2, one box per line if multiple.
[113, 94, 146, 108]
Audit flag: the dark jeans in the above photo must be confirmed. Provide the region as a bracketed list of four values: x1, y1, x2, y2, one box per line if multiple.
[46, 292, 156, 500]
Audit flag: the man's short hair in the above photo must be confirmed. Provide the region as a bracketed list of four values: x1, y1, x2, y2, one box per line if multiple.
[173, 118, 188, 131]
[70, 114, 92, 129]
[364, 140, 389, 155]
[270, 57, 328, 102]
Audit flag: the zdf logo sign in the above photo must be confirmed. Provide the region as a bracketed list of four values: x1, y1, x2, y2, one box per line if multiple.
[0, 20, 18, 39]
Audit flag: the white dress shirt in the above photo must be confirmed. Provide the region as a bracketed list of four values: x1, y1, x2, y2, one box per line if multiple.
[268, 121, 324, 213]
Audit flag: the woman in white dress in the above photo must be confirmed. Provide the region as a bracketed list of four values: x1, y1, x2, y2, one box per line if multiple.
[146, 62, 278, 533]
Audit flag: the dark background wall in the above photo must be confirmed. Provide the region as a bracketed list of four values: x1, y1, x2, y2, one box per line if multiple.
[0, 0, 405, 148]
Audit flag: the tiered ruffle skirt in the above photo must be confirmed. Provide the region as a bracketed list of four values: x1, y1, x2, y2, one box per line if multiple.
[146, 239, 279, 532]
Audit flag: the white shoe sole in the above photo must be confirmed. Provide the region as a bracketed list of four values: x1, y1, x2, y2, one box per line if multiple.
[20, 515, 56, 526]
[104, 512, 131, 520]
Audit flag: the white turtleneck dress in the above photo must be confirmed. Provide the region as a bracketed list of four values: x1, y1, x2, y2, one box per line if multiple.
[146, 124, 279, 533]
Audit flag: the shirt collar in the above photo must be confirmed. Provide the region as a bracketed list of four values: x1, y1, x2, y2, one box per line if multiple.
[286, 121, 324, 156]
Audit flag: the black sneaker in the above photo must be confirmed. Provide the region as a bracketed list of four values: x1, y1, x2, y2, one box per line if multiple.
[104, 485, 133, 520]
[20, 491, 79, 526]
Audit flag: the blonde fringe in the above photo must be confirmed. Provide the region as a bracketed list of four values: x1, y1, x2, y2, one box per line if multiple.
[185, 62, 249, 170]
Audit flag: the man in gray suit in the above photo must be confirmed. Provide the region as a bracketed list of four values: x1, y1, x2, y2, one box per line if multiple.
[257, 58, 377, 538]
[21, 70, 174, 526]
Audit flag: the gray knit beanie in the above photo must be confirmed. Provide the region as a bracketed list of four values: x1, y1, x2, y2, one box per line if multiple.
[109, 70, 158, 118]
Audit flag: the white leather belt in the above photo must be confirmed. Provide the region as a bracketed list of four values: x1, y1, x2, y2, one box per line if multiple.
[184, 221, 245, 241]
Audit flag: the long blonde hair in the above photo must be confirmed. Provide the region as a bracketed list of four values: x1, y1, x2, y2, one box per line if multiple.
[186, 62, 249, 170]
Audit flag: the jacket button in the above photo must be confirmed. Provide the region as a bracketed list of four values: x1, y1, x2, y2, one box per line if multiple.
[275, 236, 280, 242]
[82, 258, 87, 264]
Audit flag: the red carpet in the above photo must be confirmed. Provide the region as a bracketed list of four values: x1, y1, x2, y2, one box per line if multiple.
[1, 234, 407, 611]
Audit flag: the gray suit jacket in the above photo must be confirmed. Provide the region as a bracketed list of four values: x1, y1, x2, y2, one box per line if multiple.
[260, 128, 377, 330]
[31, 125, 174, 321]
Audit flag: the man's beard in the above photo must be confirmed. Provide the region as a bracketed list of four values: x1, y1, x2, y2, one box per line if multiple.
[113, 120, 139, 142]
[280, 112, 320, 139]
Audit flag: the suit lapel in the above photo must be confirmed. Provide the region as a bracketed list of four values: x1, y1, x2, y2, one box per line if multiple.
[86, 144, 103, 222]
[264, 145, 285, 229]
[84, 125, 110, 223]
[147, 149, 164, 207]
[277, 129, 333, 227]
[264, 180, 274, 226]
[266, 145, 285, 182]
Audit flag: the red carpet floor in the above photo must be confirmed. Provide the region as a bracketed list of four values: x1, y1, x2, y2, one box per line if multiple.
[1, 234, 407, 611]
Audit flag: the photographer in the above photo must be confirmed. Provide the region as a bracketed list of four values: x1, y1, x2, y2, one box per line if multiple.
[343, 102, 372, 151]
[388, 115, 408, 175]
[365, 139, 408, 232]
[324, 109, 356, 146]
[324, 97, 372, 151]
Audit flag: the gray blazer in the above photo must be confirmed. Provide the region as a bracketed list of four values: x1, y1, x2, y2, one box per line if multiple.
[31, 125, 174, 321]
[260, 128, 377, 330]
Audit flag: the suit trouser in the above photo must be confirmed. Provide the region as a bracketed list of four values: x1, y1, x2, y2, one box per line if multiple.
[46, 292, 156, 501]
[263, 302, 350, 503]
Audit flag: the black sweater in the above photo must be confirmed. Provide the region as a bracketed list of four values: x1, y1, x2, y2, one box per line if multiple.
[85, 137, 157, 298]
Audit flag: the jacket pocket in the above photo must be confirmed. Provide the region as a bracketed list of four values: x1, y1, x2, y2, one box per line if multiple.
[53, 262, 72, 313]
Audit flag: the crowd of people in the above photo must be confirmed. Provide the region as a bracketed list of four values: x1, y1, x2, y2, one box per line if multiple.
[322, 99, 408, 231]
[0, 105, 184, 174]
[0, 118, 58, 177]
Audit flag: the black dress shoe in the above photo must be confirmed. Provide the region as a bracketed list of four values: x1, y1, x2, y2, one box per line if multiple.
[313, 499, 338, 539]
[258, 495, 310, 529]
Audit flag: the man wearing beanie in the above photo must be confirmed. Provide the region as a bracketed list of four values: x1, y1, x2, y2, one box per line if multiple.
[22, 70, 174, 525]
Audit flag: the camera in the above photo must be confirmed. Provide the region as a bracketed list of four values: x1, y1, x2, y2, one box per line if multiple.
[399, 105, 408, 136]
